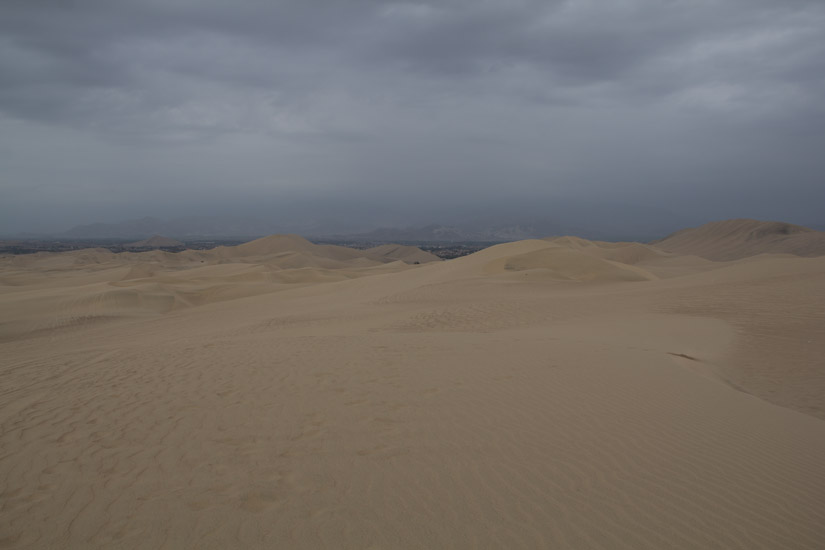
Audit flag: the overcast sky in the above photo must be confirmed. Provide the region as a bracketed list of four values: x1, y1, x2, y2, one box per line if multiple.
[1, 0, 824, 234]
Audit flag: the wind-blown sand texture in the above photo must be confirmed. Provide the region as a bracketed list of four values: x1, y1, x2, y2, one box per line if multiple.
[2, 223, 825, 549]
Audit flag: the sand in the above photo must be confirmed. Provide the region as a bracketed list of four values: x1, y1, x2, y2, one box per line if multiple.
[2, 225, 825, 549]
[366, 244, 442, 264]
[653, 218, 825, 260]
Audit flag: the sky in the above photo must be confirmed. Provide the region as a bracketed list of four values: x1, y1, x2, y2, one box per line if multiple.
[1, 0, 824, 235]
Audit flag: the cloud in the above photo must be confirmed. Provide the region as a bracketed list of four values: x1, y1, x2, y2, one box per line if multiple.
[1, 0, 824, 233]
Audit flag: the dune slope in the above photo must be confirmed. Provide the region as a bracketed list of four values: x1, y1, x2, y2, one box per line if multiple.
[652, 218, 825, 260]
[366, 244, 441, 264]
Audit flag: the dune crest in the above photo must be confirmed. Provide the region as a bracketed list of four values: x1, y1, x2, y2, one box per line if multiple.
[366, 244, 441, 264]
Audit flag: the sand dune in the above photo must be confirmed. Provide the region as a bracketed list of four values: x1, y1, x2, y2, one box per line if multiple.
[0, 237, 425, 340]
[483, 246, 656, 281]
[366, 244, 442, 264]
[652, 218, 825, 260]
[2, 223, 825, 549]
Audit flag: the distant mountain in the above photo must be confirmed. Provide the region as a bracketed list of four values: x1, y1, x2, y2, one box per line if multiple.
[652, 219, 825, 260]
[64, 216, 287, 239]
[349, 220, 566, 243]
[61, 216, 566, 242]
[60, 198, 687, 242]
[65, 217, 164, 238]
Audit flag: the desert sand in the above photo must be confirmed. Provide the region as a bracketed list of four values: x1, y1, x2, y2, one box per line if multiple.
[2, 221, 825, 549]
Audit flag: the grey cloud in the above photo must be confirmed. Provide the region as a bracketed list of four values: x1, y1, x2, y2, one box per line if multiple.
[1, 0, 824, 234]
[3, 0, 823, 125]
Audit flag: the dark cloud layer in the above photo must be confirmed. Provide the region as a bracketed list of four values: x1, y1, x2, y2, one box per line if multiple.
[1, 0, 824, 234]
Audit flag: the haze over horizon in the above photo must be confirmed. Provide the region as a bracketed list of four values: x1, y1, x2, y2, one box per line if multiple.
[2, 0, 824, 235]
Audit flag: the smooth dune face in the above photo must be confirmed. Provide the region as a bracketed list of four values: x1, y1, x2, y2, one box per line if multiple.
[366, 244, 442, 264]
[483, 246, 656, 282]
[653, 218, 825, 260]
[2, 231, 825, 549]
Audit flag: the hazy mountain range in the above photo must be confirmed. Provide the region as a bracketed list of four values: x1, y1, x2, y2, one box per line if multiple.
[62, 217, 287, 240]
[59, 216, 667, 243]
[48, 198, 711, 242]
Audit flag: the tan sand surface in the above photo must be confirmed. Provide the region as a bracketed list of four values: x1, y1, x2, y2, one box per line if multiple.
[653, 218, 825, 260]
[1, 229, 824, 549]
[366, 244, 442, 264]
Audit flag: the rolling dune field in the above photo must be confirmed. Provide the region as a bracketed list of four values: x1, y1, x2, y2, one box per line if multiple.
[2, 222, 825, 549]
